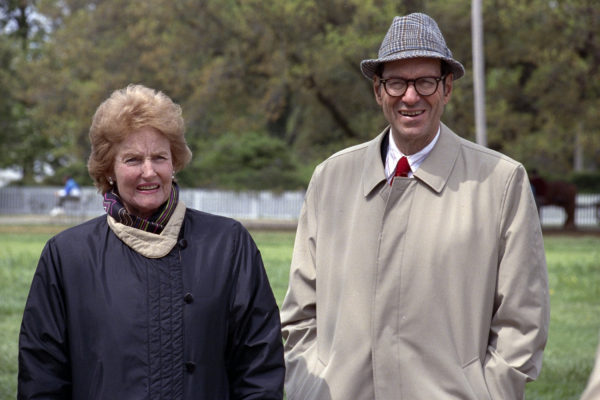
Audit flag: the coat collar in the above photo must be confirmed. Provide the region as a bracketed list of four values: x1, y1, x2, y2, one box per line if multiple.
[413, 123, 461, 194]
[362, 128, 389, 197]
[107, 200, 186, 258]
[362, 123, 460, 197]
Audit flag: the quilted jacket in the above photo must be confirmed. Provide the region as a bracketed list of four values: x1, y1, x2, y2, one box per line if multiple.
[18, 206, 284, 399]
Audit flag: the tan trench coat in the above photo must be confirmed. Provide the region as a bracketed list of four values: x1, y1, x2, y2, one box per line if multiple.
[281, 124, 550, 400]
[581, 336, 600, 400]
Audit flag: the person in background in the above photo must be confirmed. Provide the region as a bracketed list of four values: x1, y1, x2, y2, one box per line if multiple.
[49, 175, 81, 216]
[281, 13, 549, 400]
[19, 84, 285, 399]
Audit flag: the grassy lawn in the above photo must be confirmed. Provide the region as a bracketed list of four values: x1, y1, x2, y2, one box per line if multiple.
[527, 235, 600, 399]
[0, 224, 598, 398]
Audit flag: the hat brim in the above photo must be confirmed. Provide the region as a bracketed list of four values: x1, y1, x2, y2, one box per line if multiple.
[360, 50, 465, 80]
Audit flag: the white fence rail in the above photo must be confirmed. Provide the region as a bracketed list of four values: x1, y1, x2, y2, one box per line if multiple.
[0, 187, 599, 228]
[539, 193, 600, 227]
[0, 186, 305, 221]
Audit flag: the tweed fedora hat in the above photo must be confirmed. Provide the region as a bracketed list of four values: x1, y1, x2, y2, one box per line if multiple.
[360, 13, 465, 80]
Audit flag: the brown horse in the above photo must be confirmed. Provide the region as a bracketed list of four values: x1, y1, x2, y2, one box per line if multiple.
[530, 175, 577, 229]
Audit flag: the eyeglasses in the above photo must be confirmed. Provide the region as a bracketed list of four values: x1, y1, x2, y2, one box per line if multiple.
[379, 75, 446, 97]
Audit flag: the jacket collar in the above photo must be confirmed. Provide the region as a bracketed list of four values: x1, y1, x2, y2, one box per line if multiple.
[107, 200, 186, 258]
[362, 123, 460, 197]
[362, 127, 389, 197]
[413, 123, 460, 194]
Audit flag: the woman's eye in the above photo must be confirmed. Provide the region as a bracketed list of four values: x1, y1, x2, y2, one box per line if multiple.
[125, 157, 140, 164]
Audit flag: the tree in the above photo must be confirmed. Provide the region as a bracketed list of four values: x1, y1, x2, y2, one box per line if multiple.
[484, 0, 600, 173]
[192, 131, 305, 191]
[9, 0, 599, 189]
[0, 0, 54, 183]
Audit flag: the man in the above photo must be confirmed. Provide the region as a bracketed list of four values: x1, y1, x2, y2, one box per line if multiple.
[50, 175, 81, 216]
[281, 13, 549, 400]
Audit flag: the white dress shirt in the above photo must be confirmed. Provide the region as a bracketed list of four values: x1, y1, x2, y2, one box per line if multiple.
[385, 126, 441, 184]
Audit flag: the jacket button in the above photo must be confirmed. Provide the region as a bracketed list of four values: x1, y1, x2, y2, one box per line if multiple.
[185, 361, 196, 373]
[178, 239, 188, 248]
[184, 293, 194, 304]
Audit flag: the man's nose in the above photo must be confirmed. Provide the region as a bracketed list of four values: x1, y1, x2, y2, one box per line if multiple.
[402, 82, 420, 103]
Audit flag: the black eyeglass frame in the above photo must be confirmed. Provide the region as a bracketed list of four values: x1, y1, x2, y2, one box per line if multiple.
[378, 75, 447, 97]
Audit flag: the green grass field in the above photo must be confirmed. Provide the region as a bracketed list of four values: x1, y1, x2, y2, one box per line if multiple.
[1, 225, 599, 399]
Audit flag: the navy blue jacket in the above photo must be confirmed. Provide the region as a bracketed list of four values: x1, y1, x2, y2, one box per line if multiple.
[18, 209, 284, 399]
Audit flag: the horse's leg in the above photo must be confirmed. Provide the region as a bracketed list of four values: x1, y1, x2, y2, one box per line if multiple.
[564, 197, 576, 229]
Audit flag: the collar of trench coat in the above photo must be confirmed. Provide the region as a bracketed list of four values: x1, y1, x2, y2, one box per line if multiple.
[362, 123, 461, 197]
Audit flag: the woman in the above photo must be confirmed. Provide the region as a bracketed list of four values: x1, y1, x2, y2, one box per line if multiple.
[18, 84, 285, 399]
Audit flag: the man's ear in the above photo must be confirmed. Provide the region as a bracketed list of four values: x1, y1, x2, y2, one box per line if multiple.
[443, 73, 454, 104]
[373, 77, 383, 105]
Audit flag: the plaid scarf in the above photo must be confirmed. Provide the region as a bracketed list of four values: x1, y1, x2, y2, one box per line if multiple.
[103, 183, 179, 234]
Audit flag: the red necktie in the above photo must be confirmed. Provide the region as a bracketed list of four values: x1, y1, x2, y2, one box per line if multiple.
[391, 156, 411, 184]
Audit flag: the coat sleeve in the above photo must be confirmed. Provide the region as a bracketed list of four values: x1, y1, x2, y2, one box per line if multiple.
[18, 239, 72, 399]
[226, 224, 285, 400]
[581, 333, 600, 400]
[484, 165, 550, 399]
[280, 172, 320, 398]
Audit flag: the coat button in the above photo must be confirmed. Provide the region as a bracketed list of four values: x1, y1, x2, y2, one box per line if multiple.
[178, 239, 188, 248]
[184, 293, 194, 304]
[185, 361, 196, 373]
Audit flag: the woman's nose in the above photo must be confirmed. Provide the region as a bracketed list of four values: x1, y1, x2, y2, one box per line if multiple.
[141, 159, 157, 177]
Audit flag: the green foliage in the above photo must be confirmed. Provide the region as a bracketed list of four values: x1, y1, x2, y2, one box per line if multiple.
[0, 36, 20, 166]
[0, 0, 57, 183]
[521, 169, 600, 194]
[188, 131, 305, 191]
[0, 0, 598, 188]
[571, 172, 600, 193]
[44, 160, 94, 187]
[484, 0, 599, 173]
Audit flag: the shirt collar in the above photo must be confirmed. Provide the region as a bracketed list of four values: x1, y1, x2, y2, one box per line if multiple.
[385, 126, 441, 183]
[362, 123, 460, 197]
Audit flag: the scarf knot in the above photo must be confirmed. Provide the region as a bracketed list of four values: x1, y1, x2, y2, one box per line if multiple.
[103, 183, 179, 234]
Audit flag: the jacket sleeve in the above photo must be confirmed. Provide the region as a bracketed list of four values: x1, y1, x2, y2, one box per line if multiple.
[18, 239, 72, 399]
[484, 165, 550, 399]
[280, 172, 319, 398]
[226, 224, 285, 400]
[581, 333, 600, 400]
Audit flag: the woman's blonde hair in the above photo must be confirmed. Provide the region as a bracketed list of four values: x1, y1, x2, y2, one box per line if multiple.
[87, 84, 192, 193]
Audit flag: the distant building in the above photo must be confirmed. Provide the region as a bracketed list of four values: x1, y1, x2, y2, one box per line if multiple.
[0, 169, 21, 187]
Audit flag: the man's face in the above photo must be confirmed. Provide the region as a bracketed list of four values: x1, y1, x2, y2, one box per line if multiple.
[374, 58, 453, 155]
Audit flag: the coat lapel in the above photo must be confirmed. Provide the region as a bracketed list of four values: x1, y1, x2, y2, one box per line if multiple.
[413, 123, 461, 194]
[362, 128, 389, 198]
[361, 123, 461, 197]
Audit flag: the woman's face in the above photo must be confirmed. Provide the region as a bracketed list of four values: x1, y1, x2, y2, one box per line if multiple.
[112, 126, 173, 219]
